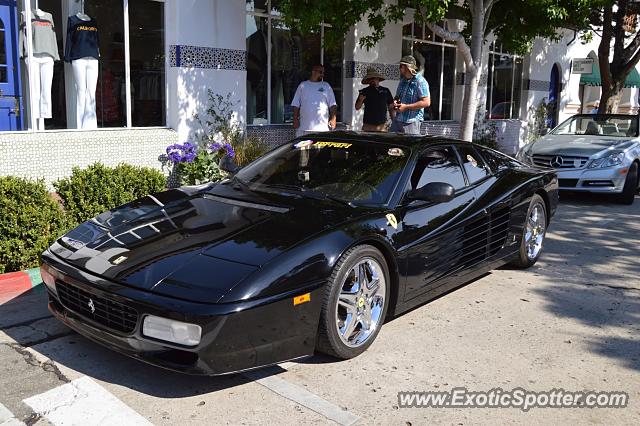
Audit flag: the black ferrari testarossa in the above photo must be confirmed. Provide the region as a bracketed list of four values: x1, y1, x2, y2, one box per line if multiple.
[40, 131, 558, 375]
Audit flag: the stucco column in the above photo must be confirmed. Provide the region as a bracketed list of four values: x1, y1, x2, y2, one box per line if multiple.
[165, 0, 246, 142]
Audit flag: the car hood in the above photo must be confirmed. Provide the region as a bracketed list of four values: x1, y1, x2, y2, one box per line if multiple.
[50, 182, 359, 303]
[530, 134, 636, 157]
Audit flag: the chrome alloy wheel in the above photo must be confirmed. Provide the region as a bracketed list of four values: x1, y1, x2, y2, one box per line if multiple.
[335, 257, 386, 348]
[525, 202, 546, 260]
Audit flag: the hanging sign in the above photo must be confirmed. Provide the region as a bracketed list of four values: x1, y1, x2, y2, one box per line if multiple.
[572, 58, 594, 74]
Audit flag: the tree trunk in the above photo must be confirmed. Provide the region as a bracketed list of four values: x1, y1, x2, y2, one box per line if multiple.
[426, 0, 486, 141]
[601, 82, 624, 113]
[459, 1, 485, 142]
[460, 68, 480, 142]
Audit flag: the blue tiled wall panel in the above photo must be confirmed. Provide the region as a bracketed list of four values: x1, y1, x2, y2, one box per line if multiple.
[169, 45, 246, 70]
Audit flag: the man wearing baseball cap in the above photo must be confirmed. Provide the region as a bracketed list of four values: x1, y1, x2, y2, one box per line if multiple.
[391, 55, 430, 135]
[355, 67, 396, 132]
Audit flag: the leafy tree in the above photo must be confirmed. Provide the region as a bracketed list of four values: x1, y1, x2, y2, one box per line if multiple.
[279, 0, 592, 141]
[583, 1, 640, 113]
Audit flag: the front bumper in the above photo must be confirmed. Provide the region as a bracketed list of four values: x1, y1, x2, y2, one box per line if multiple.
[554, 166, 629, 193]
[42, 257, 323, 375]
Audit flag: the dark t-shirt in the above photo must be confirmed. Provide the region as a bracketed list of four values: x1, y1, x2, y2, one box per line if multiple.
[64, 15, 99, 62]
[360, 85, 393, 125]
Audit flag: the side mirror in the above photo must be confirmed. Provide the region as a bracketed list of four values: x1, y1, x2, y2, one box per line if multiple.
[407, 182, 455, 203]
[219, 154, 240, 175]
[540, 128, 550, 136]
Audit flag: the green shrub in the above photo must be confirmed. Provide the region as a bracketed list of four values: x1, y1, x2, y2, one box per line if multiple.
[54, 163, 166, 224]
[231, 136, 270, 167]
[0, 177, 73, 273]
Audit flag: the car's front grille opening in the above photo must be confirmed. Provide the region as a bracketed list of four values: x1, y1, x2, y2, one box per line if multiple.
[532, 155, 589, 169]
[559, 179, 579, 188]
[583, 180, 615, 187]
[56, 281, 138, 334]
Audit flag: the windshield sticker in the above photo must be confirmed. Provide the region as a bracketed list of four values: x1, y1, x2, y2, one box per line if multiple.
[294, 140, 314, 149]
[314, 141, 352, 149]
[388, 148, 405, 157]
[386, 213, 398, 229]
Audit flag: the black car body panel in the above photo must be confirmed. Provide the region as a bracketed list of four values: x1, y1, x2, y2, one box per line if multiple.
[42, 132, 558, 375]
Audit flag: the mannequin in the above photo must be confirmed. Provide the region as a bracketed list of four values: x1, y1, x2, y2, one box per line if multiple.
[20, 5, 60, 130]
[65, 7, 99, 129]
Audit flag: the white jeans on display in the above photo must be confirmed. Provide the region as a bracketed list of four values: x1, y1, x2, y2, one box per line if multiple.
[72, 57, 99, 129]
[26, 54, 54, 119]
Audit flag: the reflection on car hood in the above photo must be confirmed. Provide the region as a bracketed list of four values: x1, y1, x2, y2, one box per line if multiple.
[531, 134, 636, 157]
[50, 182, 360, 303]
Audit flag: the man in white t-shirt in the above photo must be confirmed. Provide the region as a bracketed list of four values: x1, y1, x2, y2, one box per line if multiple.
[292, 64, 337, 137]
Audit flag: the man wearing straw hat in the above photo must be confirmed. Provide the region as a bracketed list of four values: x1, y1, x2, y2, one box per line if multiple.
[391, 55, 430, 135]
[355, 67, 395, 132]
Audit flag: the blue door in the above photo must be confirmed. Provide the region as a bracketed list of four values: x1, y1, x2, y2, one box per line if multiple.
[548, 64, 560, 129]
[0, 0, 22, 131]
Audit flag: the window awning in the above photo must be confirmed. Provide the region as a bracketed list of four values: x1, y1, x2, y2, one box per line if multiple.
[580, 60, 640, 88]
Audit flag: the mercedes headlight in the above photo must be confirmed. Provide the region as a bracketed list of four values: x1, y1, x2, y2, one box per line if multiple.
[588, 152, 625, 168]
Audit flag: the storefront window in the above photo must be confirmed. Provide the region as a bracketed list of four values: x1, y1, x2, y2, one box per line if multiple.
[246, 0, 343, 125]
[129, 0, 165, 127]
[486, 44, 522, 120]
[402, 37, 456, 121]
[9, 0, 165, 132]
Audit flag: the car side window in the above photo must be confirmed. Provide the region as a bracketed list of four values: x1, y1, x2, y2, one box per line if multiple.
[477, 147, 521, 173]
[408, 146, 466, 191]
[456, 145, 489, 184]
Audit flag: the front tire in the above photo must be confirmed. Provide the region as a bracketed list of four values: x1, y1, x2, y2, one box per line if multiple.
[618, 162, 638, 205]
[510, 194, 547, 269]
[316, 245, 389, 359]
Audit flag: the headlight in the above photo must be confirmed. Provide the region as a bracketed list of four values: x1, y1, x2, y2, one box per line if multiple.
[142, 315, 202, 346]
[588, 152, 625, 168]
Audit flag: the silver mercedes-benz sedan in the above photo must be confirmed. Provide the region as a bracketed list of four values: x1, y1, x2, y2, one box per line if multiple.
[517, 114, 640, 204]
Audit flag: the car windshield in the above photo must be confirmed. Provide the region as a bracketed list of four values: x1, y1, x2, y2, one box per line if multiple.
[552, 115, 639, 137]
[234, 139, 410, 206]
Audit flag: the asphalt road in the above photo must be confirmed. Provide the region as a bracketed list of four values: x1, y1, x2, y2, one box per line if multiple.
[1, 192, 639, 425]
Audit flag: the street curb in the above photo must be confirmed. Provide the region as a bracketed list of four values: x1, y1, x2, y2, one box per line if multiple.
[0, 268, 43, 304]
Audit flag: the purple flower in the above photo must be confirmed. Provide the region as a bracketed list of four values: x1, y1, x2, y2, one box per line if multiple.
[223, 143, 235, 158]
[209, 142, 222, 152]
[165, 142, 199, 164]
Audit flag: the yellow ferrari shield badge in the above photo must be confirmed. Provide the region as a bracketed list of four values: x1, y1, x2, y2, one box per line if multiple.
[386, 213, 398, 229]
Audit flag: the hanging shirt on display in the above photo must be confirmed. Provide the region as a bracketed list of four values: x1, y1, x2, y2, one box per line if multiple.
[19, 10, 60, 60]
[64, 15, 99, 62]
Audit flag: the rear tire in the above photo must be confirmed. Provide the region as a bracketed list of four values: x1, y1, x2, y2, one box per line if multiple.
[618, 162, 638, 205]
[510, 194, 547, 269]
[316, 245, 389, 359]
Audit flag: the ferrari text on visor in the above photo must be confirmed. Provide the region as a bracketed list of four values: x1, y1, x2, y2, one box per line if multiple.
[397, 388, 629, 411]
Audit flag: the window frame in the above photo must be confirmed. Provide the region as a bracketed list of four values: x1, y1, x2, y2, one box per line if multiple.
[403, 144, 468, 198]
[486, 43, 523, 121]
[453, 144, 491, 186]
[475, 145, 524, 174]
[402, 20, 457, 121]
[246, 1, 342, 125]
[19, 0, 166, 132]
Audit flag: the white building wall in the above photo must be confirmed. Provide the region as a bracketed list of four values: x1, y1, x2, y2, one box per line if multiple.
[165, 0, 246, 143]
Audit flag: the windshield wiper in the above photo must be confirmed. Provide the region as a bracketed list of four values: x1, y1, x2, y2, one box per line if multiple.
[262, 184, 355, 207]
[231, 176, 255, 193]
[302, 189, 355, 208]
